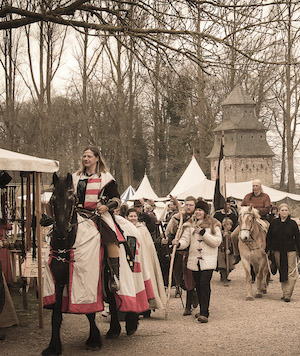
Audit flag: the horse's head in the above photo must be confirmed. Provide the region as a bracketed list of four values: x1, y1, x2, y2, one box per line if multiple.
[50, 173, 77, 245]
[238, 205, 260, 242]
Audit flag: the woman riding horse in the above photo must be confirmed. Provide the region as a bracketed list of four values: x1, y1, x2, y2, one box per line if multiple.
[42, 147, 152, 355]
[72, 146, 121, 290]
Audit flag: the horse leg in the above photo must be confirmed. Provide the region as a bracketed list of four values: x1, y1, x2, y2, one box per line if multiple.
[85, 313, 102, 351]
[125, 312, 139, 336]
[256, 260, 268, 297]
[241, 257, 254, 301]
[105, 290, 121, 339]
[252, 262, 263, 298]
[42, 285, 64, 356]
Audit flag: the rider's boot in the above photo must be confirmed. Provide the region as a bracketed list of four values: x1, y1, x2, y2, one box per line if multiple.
[108, 257, 120, 292]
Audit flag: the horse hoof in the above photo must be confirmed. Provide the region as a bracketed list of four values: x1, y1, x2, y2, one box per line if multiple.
[106, 328, 121, 339]
[246, 296, 254, 301]
[255, 293, 263, 298]
[85, 333, 102, 351]
[262, 289, 267, 294]
[41, 346, 62, 356]
[85, 339, 102, 351]
[125, 312, 139, 336]
[85, 344, 101, 351]
[126, 325, 138, 336]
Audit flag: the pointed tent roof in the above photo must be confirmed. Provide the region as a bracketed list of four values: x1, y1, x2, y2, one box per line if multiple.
[130, 174, 159, 200]
[169, 156, 206, 197]
[120, 185, 136, 202]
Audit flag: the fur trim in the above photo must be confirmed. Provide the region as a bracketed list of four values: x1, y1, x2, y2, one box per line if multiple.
[184, 215, 221, 235]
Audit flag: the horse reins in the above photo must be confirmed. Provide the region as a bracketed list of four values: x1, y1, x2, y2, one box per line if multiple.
[238, 212, 298, 277]
[239, 213, 263, 251]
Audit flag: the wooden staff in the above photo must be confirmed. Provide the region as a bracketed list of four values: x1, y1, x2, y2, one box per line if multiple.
[165, 195, 183, 319]
[221, 131, 229, 277]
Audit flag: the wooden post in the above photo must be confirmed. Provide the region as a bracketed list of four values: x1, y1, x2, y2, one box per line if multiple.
[25, 173, 31, 252]
[35, 172, 44, 328]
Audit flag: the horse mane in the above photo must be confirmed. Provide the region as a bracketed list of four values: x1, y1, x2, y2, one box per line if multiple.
[239, 206, 260, 221]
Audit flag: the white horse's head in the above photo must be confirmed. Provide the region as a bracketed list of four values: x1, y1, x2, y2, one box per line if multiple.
[238, 205, 260, 242]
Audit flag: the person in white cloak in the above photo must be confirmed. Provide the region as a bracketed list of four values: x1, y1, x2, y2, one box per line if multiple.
[125, 208, 166, 317]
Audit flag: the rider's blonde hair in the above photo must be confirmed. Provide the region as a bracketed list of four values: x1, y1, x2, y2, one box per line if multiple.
[77, 146, 108, 175]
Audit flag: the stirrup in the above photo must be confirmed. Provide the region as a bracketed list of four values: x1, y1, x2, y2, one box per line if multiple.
[108, 274, 120, 292]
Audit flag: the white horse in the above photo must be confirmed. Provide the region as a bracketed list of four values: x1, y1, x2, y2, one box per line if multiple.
[239, 206, 269, 301]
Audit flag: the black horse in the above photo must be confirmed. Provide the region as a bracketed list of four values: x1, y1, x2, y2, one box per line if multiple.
[42, 173, 138, 356]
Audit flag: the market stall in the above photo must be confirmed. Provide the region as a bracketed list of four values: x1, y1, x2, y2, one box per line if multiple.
[0, 148, 59, 327]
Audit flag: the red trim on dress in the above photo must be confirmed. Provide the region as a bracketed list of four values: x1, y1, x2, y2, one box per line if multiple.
[115, 289, 149, 313]
[114, 222, 126, 242]
[133, 262, 141, 273]
[144, 278, 154, 300]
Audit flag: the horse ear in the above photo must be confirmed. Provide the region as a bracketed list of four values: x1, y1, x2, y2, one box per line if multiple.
[52, 172, 59, 186]
[249, 205, 253, 211]
[66, 173, 73, 187]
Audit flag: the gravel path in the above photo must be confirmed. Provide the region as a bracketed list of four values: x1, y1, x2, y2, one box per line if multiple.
[2, 264, 300, 356]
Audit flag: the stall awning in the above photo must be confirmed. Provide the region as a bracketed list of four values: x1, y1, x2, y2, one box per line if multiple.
[0, 148, 59, 173]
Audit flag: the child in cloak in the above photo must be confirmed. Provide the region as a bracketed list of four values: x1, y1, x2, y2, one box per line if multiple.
[217, 217, 235, 286]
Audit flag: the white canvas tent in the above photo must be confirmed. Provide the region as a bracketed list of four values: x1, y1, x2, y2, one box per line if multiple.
[18, 192, 53, 203]
[130, 174, 159, 200]
[0, 148, 59, 328]
[169, 154, 300, 203]
[170, 156, 206, 197]
[177, 179, 300, 203]
[120, 185, 136, 202]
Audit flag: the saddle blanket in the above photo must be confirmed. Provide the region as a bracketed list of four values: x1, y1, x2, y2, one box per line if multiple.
[43, 214, 154, 314]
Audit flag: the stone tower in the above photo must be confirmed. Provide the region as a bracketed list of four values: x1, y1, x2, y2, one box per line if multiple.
[207, 85, 274, 186]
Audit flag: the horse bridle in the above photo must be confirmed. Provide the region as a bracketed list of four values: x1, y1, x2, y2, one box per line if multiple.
[239, 212, 264, 250]
[239, 212, 255, 240]
[50, 189, 77, 241]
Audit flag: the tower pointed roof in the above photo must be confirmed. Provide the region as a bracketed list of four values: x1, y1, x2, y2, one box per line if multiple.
[221, 85, 256, 106]
[207, 85, 274, 160]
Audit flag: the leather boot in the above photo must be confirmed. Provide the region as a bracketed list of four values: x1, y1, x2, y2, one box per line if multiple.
[108, 257, 120, 292]
[192, 289, 198, 308]
[183, 290, 192, 316]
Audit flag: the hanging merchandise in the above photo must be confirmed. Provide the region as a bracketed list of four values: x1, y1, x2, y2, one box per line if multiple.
[0, 171, 12, 189]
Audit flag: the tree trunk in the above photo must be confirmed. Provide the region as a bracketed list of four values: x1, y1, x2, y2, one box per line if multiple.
[116, 39, 129, 189]
[286, 3, 295, 192]
[153, 50, 161, 195]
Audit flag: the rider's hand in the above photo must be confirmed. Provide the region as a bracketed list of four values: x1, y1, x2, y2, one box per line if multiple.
[97, 205, 109, 214]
